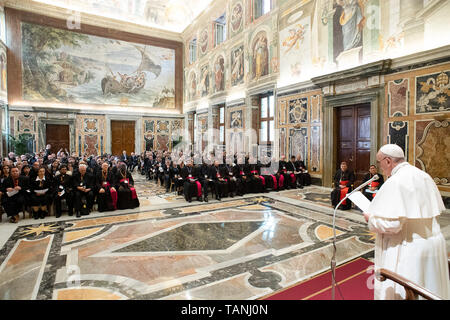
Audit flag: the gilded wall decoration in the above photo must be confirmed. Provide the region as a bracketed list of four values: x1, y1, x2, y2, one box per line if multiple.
[310, 95, 321, 123]
[416, 71, 450, 114]
[388, 79, 409, 117]
[278, 100, 287, 126]
[415, 120, 450, 185]
[10, 112, 37, 153]
[288, 97, 308, 124]
[388, 120, 409, 161]
[310, 125, 320, 172]
[143, 118, 183, 151]
[76, 115, 105, 156]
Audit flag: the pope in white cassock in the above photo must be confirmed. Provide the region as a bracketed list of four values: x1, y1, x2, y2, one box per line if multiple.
[363, 144, 449, 300]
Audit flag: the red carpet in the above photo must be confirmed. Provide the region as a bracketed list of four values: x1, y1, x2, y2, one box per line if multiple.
[263, 257, 374, 300]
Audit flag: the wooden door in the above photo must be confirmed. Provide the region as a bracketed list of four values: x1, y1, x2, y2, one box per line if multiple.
[336, 104, 371, 186]
[111, 120, 135, 156]
[46, 124, 69, 154]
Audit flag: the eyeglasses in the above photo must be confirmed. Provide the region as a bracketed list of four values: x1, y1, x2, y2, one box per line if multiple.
[376, 157, 388, 165]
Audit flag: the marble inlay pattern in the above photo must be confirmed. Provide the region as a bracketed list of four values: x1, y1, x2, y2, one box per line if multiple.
[0, 192, 377, 300]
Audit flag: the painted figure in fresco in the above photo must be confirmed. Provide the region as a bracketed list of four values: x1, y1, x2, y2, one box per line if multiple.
[214, 56, 225, 92]
[282, 24, 307, 53]
[189, 74, 196, 100]
[200, 66, 209, 97]
[252, 34, 269, 80]
[0, 52, 6, 92]
[230, 111, 242, 128]
[231, 47, 244, 86]
[335, 0, 366, 52]
[231, 3, 243, 32]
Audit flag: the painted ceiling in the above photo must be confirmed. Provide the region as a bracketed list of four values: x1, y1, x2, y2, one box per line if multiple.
[32, 0, 213, 33]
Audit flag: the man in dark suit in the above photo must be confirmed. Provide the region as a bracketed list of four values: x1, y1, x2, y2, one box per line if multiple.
[120, 150, 128, 165]
[73, 163, 94, 217]
[54, 164, 74, 217]
[2, 167, 30, 223]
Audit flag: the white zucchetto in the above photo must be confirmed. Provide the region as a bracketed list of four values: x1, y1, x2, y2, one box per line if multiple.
[379, 144, 405, 158]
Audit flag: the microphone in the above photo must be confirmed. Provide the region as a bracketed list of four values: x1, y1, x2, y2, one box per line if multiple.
[330, 173, 379, 300]
[344, 174, 379, 199]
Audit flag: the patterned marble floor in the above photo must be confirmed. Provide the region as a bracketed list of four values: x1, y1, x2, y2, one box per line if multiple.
[0, 174, 448, 300]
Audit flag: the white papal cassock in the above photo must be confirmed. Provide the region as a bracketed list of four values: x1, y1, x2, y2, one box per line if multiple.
[367, 161, 449, 300]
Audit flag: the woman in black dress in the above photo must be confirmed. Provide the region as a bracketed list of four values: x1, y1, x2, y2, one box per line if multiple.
[30, 167, 53, 219]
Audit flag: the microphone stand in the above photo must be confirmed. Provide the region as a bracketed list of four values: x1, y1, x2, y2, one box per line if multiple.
[331, 174, 379, 300]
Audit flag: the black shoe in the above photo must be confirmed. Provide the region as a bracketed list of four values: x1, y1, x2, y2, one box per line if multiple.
[76, 211, 81, 218]
[40, 211, 46, 219]
[197, 197, 202, 202]
[188, 198, 192, 203]
[68, 210, 73, 216]
[56, 212, 61, 218]
[33, 212, 39, 220]
[204, 197, 208, 202]
[230, 193, 234, 198]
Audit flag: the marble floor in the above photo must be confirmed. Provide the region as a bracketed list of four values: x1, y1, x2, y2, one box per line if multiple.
[0, 173, 448, 300]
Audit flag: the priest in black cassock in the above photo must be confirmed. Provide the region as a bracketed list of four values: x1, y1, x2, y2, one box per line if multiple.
[182, 159, 202, 202]
[362, 164, 384, 201]
[96, 162, 116, 212]
[330, 161, 355, 210]
[294, 154, 311, 187]
[114, 163, 139, 210]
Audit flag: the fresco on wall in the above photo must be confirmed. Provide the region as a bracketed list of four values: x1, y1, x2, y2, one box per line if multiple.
[416, 71, 450, 114]
[231, 45, 244, 86]
[21, 22, 176, 108]
[230, 110, 243, 128]
[189, 73, 197, 101]
[199, 28, 209, 56]
[213, 56, 225, 92]
[0, 6, 5, 44]
[251, 32, 269, 81]
[279, 0, 313, 82]
[331, 0, 366, 64]
[200, 65, 210, 97]
[0, 41, 7, 103]
[230, 2, 244, 36]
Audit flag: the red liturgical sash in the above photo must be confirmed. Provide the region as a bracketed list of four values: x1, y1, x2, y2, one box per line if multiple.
[120, 178, 137, 200]
[188, 176, 202, 197]
[259, 176, 265, 186]
[271, 175, 277, 190]
[279, 174, 285, 188]
[290, 173, 296, 184]
[339, 180, 349, 205]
